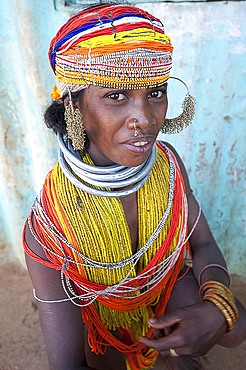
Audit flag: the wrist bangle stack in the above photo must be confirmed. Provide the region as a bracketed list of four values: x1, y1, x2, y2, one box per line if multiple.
[200, 280, 239, 332]
[198, 264, 231, 288]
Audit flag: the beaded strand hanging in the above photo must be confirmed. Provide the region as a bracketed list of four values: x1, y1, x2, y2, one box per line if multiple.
[23, 143, 193, 370]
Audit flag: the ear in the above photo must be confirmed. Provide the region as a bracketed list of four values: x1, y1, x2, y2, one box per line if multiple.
[63, 96, 80, 110]
[63, 96, 70, 108]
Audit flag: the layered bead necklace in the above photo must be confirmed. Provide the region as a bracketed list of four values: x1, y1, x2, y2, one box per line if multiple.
[23, 142, 201, 369]
[28, 143, 191, 330]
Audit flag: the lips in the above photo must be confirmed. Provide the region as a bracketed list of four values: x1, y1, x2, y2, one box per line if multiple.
[132, 141, 148, 147]
[123, 135, 155, 145]
[122, 136, 155, 153]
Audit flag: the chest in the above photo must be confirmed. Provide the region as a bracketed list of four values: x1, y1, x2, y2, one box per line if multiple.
[120, 193, 138, 254]
[57, 146, 173, 265]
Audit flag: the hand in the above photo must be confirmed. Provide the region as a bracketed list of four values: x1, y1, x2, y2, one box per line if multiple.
[139, 301, 227, 357]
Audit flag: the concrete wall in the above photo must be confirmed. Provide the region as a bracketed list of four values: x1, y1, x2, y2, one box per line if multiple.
[0, 1, 245, 275]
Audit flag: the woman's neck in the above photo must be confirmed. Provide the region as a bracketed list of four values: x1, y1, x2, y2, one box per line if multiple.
[86, 145, 116, 167]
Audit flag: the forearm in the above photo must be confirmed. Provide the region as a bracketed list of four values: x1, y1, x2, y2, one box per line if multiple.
[191, 245, 246, 348]
[187, 196, 229, 286]
[192, 241, 229, 286]
[217, 297, 246, 348]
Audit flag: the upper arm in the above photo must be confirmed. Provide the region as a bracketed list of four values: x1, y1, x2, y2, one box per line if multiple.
[24, 224, 86, 370]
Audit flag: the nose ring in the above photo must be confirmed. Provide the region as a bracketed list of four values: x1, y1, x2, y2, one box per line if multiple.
[133, 119, 138, 137]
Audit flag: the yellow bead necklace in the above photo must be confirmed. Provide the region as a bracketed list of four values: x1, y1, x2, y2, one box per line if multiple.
[51, 145, 175, 334]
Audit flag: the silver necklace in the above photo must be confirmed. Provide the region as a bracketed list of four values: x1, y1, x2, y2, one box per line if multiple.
[57, 133, 157, 197]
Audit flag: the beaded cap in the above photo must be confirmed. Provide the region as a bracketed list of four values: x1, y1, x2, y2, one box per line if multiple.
[49, 4, 173, 99]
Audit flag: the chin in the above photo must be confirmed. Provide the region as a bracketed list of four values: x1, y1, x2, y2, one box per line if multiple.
[119, 155, 149, 168]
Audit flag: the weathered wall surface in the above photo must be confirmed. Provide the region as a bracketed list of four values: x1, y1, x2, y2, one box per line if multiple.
[0, 1, 245, 275]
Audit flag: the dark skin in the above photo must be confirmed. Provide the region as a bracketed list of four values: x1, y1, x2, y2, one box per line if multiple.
[25, 85, 246, 370]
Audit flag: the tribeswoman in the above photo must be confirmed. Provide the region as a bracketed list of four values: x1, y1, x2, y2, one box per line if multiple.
[23, 4, 246, 370]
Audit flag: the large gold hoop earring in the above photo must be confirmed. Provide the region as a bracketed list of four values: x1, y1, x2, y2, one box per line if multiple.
[161, 77, 196, 135]
[64, 99, 85, 151]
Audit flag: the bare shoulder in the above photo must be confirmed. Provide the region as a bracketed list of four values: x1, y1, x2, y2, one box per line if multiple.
[24, 219, 64, 300]
[160, 141, 192, 196]
[24, 220, 49, 261]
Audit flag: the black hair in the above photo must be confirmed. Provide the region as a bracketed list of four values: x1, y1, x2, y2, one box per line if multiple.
[44, 89, 85, 135]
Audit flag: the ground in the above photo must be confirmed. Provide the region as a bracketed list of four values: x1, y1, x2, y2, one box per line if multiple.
[0, 263, 245, 370]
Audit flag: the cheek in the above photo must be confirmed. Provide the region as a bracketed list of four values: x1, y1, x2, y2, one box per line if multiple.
[82, 111, 99, 143]
[165, 100, 168, 117]
[162, 96, 168, 115]
[82, 111, 114, 145]
[161, 98, 168, 120]
[165, 98, 168, 114]
[155, 101, 167, 128]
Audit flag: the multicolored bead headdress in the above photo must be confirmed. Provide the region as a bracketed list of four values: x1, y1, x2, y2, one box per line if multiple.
[49, 4, 173, 100]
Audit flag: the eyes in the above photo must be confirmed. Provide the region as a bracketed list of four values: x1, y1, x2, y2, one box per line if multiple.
[107, 88, 167, 101]
[108, 92, 125, 101]
[148, 90, 166, 99]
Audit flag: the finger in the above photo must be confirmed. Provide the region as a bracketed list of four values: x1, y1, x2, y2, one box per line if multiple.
[153, 327, 170, 339]
[159, 348, 185, 357]
[159, 349, 178, 357]
[149, 315, 181, 329]
[153, 328, 161, 339]
[139, 333, 183, 352]
[164, 325, 171, 337]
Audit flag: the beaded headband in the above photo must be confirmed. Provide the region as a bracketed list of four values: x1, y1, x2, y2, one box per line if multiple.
[49, 4, 173, 100]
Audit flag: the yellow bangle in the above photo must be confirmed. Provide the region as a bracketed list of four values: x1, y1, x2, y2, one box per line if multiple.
[200, 280, 239, 332]
[203, 295, 234, 331]
[203, 292, 238, 329]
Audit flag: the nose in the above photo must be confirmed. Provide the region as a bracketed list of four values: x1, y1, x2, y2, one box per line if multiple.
[127, 100, 151, 132]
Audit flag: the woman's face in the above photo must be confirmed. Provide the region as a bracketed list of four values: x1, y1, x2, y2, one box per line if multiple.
[77, 84, 168, 167]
